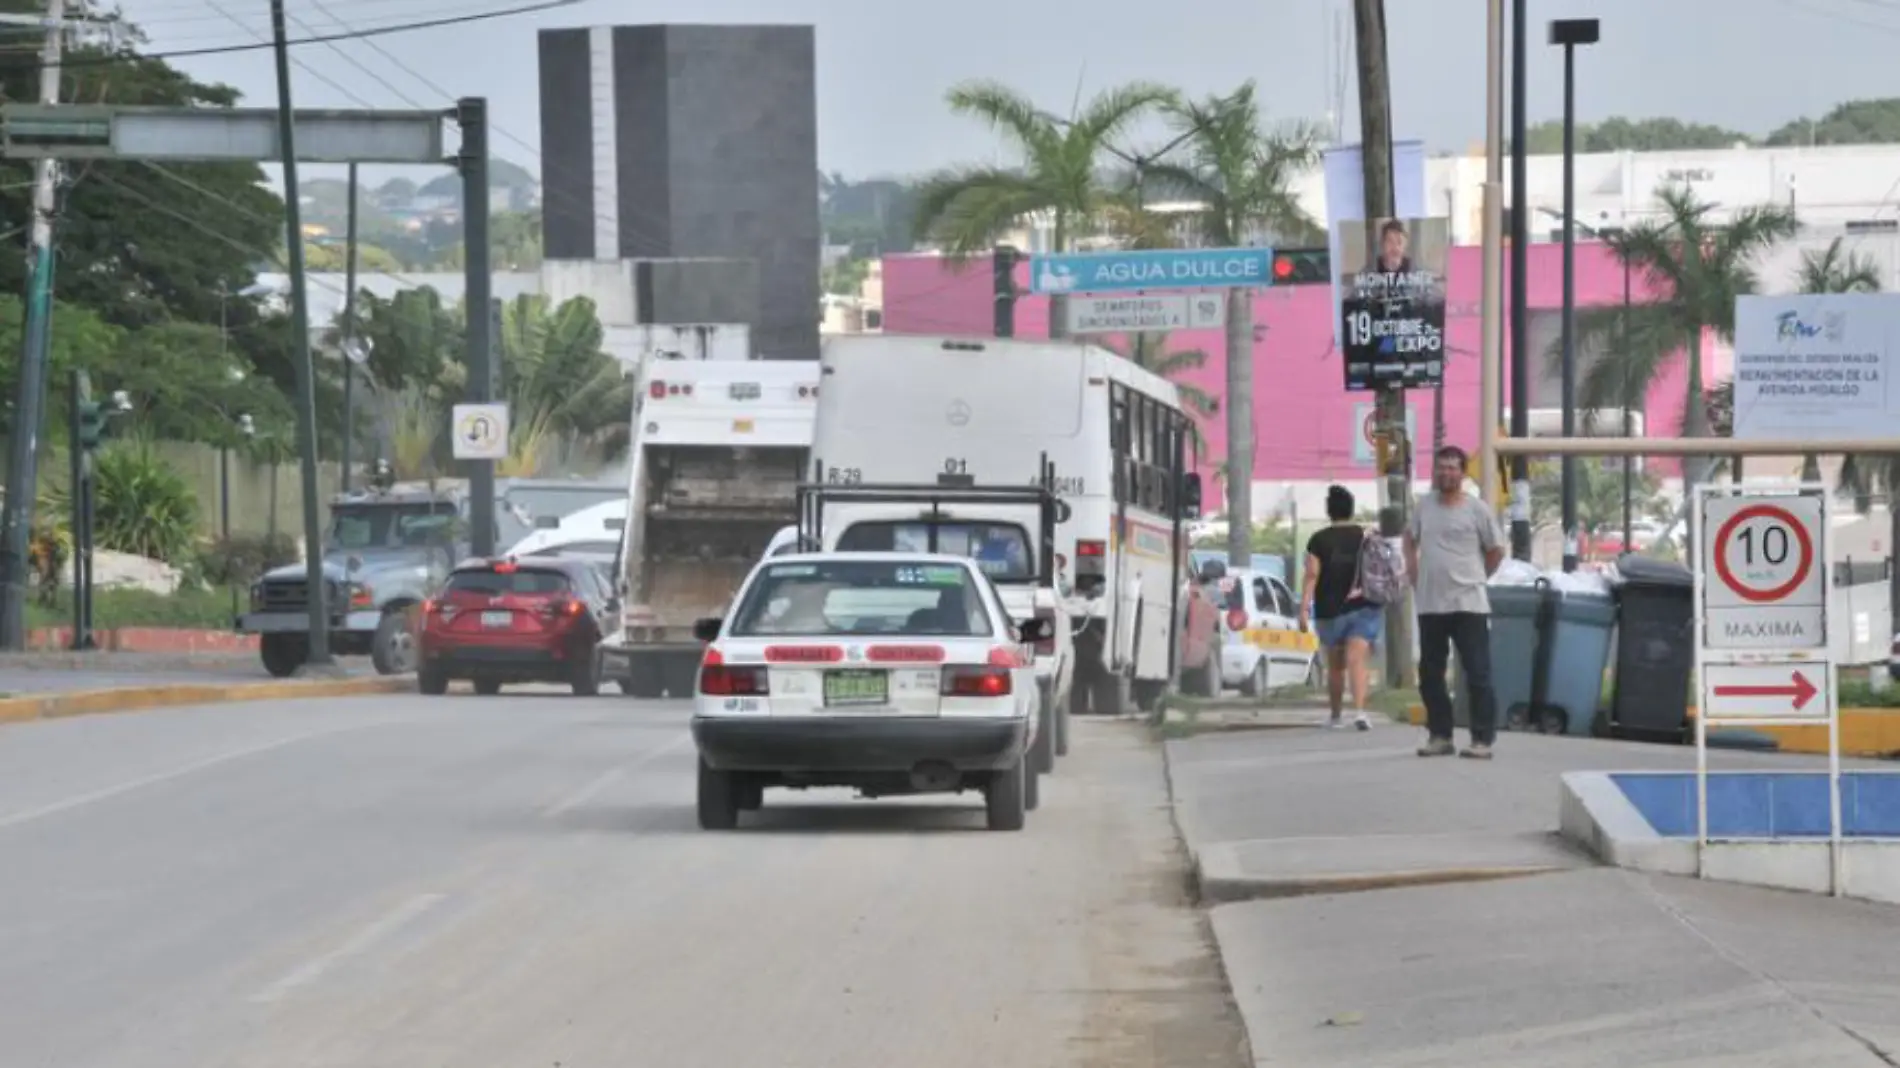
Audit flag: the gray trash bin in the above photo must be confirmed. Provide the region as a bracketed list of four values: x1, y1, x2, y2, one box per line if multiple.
[1456, 579, 1616, 737]
[1609, 553, 1695, 743]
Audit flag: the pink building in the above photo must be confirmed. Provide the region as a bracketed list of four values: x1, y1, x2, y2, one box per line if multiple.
[880, 245, 1714, 482]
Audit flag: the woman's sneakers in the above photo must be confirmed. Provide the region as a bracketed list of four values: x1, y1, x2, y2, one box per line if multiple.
[1329, 712, 1375, 731]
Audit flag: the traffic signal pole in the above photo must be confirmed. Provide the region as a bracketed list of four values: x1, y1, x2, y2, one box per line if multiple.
[66, 370, 99, 651]
[0, 0, 70, 651]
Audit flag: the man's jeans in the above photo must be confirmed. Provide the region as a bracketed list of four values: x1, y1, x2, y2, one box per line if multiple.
[1418, 611, 1497, 745]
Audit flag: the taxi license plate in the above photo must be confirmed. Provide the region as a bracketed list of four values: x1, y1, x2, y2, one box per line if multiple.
[823, 669, 887, 707]
[481, 610, 512, 628]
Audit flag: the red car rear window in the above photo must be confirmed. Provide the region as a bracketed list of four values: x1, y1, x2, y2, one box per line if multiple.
[444, 569, 571, 596]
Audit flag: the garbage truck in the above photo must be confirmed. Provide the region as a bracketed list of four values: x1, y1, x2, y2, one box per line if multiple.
[596, 353, 822, 697]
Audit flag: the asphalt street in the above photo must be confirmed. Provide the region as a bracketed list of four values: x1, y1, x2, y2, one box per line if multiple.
[0, 694, 1245, 1068]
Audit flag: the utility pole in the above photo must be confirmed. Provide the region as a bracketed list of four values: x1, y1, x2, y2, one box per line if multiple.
[1353, 0, 1414, 687]
[1508, 0, 1533, 561]
[271, 0, 332, 668]
[0, 0, 70, 651]
[340, 162, 360, 494]
[458, 97, 497, 559]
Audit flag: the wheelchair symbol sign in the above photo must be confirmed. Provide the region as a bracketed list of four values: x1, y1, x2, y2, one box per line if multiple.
[451, 402, 510, 460]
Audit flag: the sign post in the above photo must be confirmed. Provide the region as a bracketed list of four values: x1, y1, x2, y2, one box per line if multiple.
[1692, 483, 1840, 895]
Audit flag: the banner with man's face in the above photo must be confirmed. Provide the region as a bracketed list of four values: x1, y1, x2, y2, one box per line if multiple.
[1334, 216, 1451, 391]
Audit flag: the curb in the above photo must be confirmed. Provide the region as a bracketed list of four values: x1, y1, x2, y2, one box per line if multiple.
[0, 676, 415, 726]
[1196, 860, 1569, 905]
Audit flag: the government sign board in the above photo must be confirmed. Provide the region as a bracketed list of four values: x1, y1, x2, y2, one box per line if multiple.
[1335, 216, 1451, 391]
[1699, 491, 1826, 651]
[1027, 247, 1274, 296]
[1731, 293, 1900, 442]
[1066, 293, 1226, 334]
[451, 402, 510, 461]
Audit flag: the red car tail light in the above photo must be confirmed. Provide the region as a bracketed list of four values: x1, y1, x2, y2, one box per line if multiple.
[1032, 607, 1058, 656]
[538, 597, 586, 621]
[698, 647, 769, 696]
[942, 666, 1012, 698]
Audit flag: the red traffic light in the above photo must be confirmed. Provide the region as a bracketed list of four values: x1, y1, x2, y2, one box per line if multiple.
[1273, 256, 1294, 280]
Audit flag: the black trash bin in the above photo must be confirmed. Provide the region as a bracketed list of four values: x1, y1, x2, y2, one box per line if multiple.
[1609, 553, 1695, 743]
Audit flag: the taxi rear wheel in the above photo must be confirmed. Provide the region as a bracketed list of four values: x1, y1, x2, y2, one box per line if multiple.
[1240, 658, 1268, 698]
[698, 760, 740, 830]
[985, 757, 1027, 831]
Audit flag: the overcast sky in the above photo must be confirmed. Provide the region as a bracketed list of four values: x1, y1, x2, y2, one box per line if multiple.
[112, 0, 1900, 188]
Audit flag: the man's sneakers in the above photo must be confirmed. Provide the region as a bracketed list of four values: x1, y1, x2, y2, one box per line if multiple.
[1416, 736, 1494, 758]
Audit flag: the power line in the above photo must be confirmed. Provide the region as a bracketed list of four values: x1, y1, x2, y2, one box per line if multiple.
[0, 0, 587, 71]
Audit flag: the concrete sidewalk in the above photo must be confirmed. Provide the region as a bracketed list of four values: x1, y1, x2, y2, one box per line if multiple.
[1166, 716, 1900, 1065]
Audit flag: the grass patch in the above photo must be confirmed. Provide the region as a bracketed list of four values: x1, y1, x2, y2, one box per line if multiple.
[25, 586, 242, 631]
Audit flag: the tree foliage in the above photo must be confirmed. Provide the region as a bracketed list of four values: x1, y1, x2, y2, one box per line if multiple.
[1519, 116, 1751, 154]
[910, 79, 1175, 258]
[1765, 98, 1900, 147]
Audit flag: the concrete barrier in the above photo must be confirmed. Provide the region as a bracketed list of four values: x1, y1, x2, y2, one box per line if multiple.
[0, 675, 415, 726]
[1559, 769, 1900, 906]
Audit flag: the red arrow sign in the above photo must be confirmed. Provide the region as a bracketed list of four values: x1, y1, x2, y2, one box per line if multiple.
[1713, 670, 1818, 711]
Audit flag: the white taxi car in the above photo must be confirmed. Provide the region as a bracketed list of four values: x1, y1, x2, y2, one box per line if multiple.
[1209, 566, 1320, 696]
[689, 552, 1048, 832]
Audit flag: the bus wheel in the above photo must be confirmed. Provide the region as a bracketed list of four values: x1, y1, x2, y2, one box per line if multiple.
[1132, 679, 1166, 714]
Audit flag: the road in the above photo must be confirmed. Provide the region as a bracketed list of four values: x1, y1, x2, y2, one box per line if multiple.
[0, 694, 1245, 1068]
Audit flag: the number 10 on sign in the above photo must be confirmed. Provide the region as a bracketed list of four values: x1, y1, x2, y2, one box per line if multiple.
[1699, 490, 1827, 651]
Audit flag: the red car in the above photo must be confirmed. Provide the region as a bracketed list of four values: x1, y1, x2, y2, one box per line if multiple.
[417, 557, 618, 696]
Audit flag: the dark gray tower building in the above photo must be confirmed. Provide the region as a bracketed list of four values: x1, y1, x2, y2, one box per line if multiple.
[537, 24, 821, 359]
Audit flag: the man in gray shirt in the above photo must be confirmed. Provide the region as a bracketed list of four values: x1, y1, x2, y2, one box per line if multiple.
[1405, 445, 1505, 759]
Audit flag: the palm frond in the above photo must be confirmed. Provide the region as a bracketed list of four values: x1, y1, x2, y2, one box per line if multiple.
[910, 167, 1051, 258]
[1070, 81, 1178, 146]
[944, 81, 1060, 159]
[1798, 236, 1883, 294]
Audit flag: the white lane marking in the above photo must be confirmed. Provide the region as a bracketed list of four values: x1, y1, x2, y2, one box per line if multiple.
[0, 723, 382, 832]
[539, 733, 692, 818]
[249, 892, 448, 1004]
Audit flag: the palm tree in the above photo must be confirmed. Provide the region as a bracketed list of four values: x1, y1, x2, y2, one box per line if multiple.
[1141, 81, 1323, 566]
[496, 294, 631, 470]
[909, 79, 1175, 336]
[1551, 182, 1799, 542]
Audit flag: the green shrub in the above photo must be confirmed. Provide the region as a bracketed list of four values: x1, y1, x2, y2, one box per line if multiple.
[196, 532, 299, 587]
[90, 442, 200, 564]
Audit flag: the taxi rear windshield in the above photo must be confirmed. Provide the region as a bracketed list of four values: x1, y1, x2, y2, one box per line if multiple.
[835, 521, 1035, 582]
[729, 560, 993, 638]
[444, 568, 571, 596]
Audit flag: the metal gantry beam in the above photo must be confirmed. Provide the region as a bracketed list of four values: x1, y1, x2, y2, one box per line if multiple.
[1495, 437, 1900, 457]
[0, 104, 447, 163]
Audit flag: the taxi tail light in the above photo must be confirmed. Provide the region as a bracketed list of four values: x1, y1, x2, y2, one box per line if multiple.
[648, 379, 667, 399]
[1032, 608, 1058, 656]
[1074, 540, 1106, 576]
[942, 665, 1012, 698]
[699, 648, 768, 696]
[1226, 607, 1248, 632]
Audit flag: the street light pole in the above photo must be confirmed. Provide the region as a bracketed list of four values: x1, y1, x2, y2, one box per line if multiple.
[1508, 0, 1532, 562]
[1550, 17, 1599, 574]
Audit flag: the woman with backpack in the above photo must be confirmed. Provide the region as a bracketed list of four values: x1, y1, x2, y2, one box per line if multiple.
[1298, 485, 1397, 730]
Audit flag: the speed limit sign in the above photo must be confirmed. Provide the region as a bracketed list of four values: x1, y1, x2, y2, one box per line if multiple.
[1700, 492, 1826, 650]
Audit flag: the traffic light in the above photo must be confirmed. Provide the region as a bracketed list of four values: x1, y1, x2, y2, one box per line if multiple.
[1270, 247, 1331, 286]
[77, 399, 106, 450]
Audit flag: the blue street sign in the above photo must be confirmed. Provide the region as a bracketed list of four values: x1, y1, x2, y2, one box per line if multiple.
[1027, 247, 1275, 296]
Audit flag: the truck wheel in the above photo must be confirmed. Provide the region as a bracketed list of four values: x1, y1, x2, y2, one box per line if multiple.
[984, 757, 1027, 831]
[570, 651, 601, 697]
[1032, 693, 1055, 775]
[697, 759, 740, 830]
[260, 633, 305, 678]
[623, 660, 664, 698]
[1024, 753, 1041, 811]
[418, 663, 449, 695]
[735, 777, 764, 811]
[371, 608, 418, 675]
[473, 679, 502, 696]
